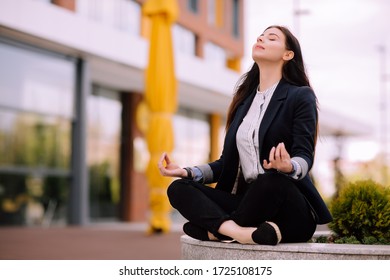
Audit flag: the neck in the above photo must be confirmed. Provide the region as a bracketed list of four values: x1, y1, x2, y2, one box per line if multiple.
[257, 63, 283, 92]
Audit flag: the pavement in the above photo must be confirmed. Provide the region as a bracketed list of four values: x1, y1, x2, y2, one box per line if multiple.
[0, 223, 330, 260]
[0, 223, 184, 260]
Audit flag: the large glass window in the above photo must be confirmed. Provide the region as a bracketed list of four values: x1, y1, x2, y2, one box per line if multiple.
[0, 40, 75, 226]
[0, 43, 74, 118]
[170, 108, 210, 223]
[87, 86, 122, 221]
[173, 108, 210, 167]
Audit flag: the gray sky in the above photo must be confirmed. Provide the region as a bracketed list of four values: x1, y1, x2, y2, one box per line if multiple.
[243, 0, 390, 161]
[243, 0, 390, 194]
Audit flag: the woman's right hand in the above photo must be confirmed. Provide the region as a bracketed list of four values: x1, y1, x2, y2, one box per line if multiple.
[158, 152, 187, 178]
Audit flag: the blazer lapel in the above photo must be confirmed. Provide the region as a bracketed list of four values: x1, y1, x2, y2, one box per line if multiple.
[228, 88, 257, 136]
[258, 80, 289, 150]
[223, 88, 256, 163]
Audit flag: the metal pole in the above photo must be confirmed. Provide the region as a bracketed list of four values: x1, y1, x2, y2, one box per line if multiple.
[293, 0, 301, 38]
[70, 58, 90, 225]
[293, 0, 310, 39]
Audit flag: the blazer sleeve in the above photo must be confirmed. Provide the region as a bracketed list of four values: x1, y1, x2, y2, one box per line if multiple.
[290, 86, 318, 172]
[195, 155, 224, 184]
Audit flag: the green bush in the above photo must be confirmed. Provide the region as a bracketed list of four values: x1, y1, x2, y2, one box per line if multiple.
[328, 179, 390, 244]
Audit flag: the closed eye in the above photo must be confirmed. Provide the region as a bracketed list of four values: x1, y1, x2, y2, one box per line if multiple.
[267, 32, 280, 41]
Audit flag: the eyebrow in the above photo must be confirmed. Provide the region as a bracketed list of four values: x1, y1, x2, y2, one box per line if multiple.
[260, 32, 280, 38]
[267, 32, 280, 38]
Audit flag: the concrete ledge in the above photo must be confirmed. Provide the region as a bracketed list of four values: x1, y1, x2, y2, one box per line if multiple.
[181, 235, 390, 260]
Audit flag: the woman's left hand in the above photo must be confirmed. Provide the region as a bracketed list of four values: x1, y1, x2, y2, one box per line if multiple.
[263, 142, 293, 173]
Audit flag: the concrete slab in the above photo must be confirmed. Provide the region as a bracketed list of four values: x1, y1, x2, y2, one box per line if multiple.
[181, 235, 390, 260]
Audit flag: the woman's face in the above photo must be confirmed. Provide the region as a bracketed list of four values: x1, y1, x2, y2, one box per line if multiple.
[252, 27, 293, 64]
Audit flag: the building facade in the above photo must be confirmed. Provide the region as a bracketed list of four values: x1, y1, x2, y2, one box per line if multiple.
[0, 0, 244, 226]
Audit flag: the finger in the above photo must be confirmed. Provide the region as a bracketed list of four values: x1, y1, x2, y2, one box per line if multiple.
[275, 144, 282, 159]
[268, 147, 276, 162]
[280, 143, 289, 160]
[164, 153, 171, 165]
[263, 159, 272, 169]
[158, 153, 166, 169]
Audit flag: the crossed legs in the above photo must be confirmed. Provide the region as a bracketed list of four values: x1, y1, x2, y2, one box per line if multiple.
[167, 173, 315, 244]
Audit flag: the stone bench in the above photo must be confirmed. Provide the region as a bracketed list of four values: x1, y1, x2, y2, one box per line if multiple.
[181, 235, 390, 260]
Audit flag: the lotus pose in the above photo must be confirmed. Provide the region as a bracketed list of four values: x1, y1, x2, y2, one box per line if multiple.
[158, 25, 332, 245]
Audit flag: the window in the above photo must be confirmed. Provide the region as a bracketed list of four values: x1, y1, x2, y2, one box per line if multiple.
[0, 43, 74, 118]
[204, 41, 226, 68]
[208, 0, 216, 25]
[76, 0, 141, 36]
[232, 0, 240, 37]
[208, 0, 224, 28]
[187, 0, 199, 13]
[173, 108, 210, 167]
[0, 40, 75, 226]
[118, 0, 141, 35]
[87, 86, 122, 220]
[173, 24, 196, 57]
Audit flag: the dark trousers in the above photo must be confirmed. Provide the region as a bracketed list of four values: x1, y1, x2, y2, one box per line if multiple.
[167, 172, 316, 243]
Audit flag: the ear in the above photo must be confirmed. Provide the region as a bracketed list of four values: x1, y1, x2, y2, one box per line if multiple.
[283, 50, 294, 61]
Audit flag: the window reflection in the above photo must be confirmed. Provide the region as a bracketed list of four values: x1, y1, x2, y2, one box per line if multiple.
[173, 108, 210, 167]
[0, 110, 71, 168]
[0, 42, 74, 118]
[87, 86, 121, 220]
[170, 108, 210, 224]
[0, 40, 74, 226]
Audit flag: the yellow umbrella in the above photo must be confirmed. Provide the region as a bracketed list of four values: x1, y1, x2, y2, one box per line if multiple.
[142, 0, 178, 234]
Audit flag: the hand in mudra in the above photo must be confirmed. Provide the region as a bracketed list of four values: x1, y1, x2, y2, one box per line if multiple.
[158, 152, 187, 178]
[263, 142, 293, 173]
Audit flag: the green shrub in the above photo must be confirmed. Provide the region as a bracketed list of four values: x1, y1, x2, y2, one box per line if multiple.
[328, 179, 390, 244]
[334, 235, 360, 244]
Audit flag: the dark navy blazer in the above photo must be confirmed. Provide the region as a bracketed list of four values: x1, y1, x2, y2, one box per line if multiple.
[208, 79, 332, 224]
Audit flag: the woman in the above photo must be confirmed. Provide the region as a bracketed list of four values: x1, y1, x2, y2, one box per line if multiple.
[158, 25, 332, 245]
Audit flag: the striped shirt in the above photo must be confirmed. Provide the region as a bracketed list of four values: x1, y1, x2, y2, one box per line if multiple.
[236, 82, 278, 182]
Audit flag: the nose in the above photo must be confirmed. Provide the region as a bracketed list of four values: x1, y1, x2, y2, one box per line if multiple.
[257, 36, 264, 43]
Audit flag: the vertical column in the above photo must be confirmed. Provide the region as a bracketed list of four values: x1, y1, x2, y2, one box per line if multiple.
[69, 58, 89, 225]
[210, 113, 221, 161]
[120, 93, 149, 222]
[120, 93, 133, 221]
[215, 0, 224, 28]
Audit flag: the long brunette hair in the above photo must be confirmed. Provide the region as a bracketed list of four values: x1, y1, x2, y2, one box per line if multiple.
[226, 25, 312, 130]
